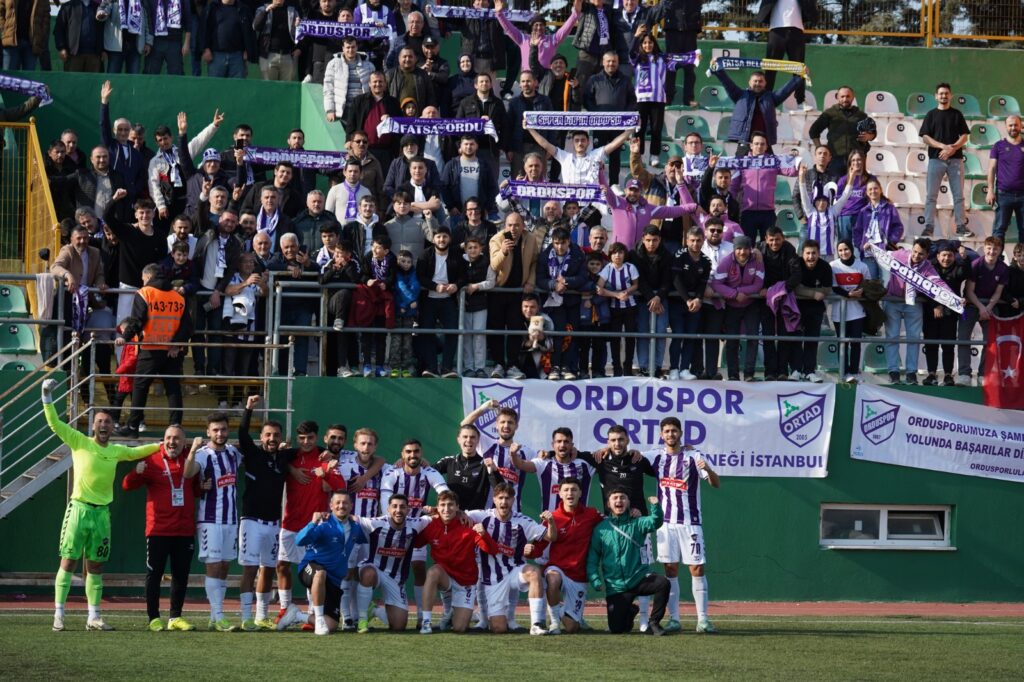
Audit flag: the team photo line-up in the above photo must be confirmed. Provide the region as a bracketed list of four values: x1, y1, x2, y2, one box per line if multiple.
[43, 374, 720, 637]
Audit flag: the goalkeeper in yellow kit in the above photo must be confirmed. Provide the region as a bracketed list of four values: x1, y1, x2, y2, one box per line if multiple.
[42, 378, 160, 632]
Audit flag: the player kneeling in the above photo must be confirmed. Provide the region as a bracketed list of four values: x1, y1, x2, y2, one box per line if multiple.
[291, 490, 368, 635]
[414, 490, 499, 633]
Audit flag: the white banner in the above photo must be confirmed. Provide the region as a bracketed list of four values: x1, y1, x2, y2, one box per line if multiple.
[461, 378, 834, 477]
[850, 384, 1024, 483]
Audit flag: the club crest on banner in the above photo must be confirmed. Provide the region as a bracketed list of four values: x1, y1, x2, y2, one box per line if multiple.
[777, 391, 826, 448]
[859, 399, 900, 446]
[469, 382, 523, 440]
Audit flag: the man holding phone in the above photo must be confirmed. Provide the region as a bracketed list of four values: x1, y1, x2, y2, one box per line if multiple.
[268, 233, 318, 375]
[487, 214, 540, 379]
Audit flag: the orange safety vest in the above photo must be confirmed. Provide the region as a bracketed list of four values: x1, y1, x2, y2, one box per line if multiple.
[138, 287, 185, 351]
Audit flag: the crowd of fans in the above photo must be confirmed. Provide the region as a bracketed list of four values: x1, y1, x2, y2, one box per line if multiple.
[25, 0, 1024, 393]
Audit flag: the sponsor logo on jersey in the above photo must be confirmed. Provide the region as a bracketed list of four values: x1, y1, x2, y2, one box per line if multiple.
[216, 474, 236, 488]
[498, 467, 519, 484]
[378, 546, 408, 558]
[660, 477, 688, 491]
[357, 488, 379, 499]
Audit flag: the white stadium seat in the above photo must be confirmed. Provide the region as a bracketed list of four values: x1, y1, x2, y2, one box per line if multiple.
[865, 91, 901, 117]
[887, 179, 923, 208]
[868, 148, 903, 176]
[905, 150, 929, 177]
[884, 120, 924, 146]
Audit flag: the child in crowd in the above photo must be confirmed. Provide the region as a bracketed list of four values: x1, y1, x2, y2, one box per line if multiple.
[798, 163, 854, 259]
[321, 241, 362, 378]
[315, 224, 340, 269]
[577, 252, 611, 378]
[361, 234, 397, 377]
[390, 249, 421, 377]
[596, 242, 639, 376]
[160, 241, 199, 300]
[462, 236, 496, 377]
[111, 319, 137, 428]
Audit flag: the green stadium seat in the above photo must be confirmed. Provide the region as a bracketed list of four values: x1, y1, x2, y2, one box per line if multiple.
[954, 94, 985, 120]
[0, 284, 28, 317]
[817, 335, 841, 373]
[988, 94, 1021, 119]
[716, 115, 732, 142]
[665, 142, 684, 158]
[776, 208, 801, 238]
[968, 123, 999, 149]
[775, 179, 793, 205]
[963, 153, 985, 179]
[698, 85, 733, 112]
[0, 322, 36, 355]
[862, 341, 889, 374]
[971, 183, 992, 211]
[703, 142, 725, 157]
[906, 92, 936, 118]
[673, 115, 711, 142]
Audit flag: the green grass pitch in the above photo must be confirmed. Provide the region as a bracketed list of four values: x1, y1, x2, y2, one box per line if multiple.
[1, 612, 1022, 680]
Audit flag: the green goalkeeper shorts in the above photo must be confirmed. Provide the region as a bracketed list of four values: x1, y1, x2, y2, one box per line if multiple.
[59, 500, 111, 562]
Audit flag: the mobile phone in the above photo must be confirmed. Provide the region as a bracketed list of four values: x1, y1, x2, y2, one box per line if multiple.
[504, 231, 513, 241]
[234, 139, 245, 150]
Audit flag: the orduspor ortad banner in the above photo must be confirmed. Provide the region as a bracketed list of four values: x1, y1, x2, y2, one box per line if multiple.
[461, 378, 834, 477]
[851, 384, 1024, 483]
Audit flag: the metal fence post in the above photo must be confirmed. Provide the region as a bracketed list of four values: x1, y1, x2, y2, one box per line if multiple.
[286, 337, 295, 436]
[648, 308, 657, 377]
[456, 289, 466, 376]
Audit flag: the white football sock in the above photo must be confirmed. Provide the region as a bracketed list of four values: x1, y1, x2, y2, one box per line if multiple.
[256, 592, 271, 620]
[692, 575, 709, 620]
[240, 592, 254, 621]
[205, 576, 220, 620]
[440, 588, 452, 617]
[668, 576, 681, 620]
[638, 596, 651, 627]
[278, 587, 292, 609]
[55, 603, 65, 617]
[528, 597, 546, 626]
[340, 580, 354, 622]
[312, 604, 324, 618]
[551, 602, 564, 627]
[306, 589, 313, 616]
[356, 585, 373, 619]
[88, 604, 100, 621]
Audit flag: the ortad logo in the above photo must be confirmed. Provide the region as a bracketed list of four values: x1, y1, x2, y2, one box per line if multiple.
[860, 399, 900, 445]
[776, 391, 826, 448]
[471, 382, 524, 440]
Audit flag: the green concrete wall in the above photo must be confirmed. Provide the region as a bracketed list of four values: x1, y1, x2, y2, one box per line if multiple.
[4, 374, 1021, 602]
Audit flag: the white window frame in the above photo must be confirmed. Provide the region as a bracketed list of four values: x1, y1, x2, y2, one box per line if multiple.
[819, 504, 954, 551]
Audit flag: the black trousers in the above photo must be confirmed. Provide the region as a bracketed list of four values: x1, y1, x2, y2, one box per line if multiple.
[637, 102, 665, 157]
[146, 535, 194, 619]
[761, 301, 792, 377]
[792, 304, 825, 375]
[664, 30, 698, 105]
[692, 305, 725, 377]
[594, 130, 623, 185]
[129, 350, 184, 429]
[487, 292, 524, 369]
[764, 27, 806, 104]
[605, 574, 670, 633]
[923, 311, 958, 374]
[608, 307, 637, 375]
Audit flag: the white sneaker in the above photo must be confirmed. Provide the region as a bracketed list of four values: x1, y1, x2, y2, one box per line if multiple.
[667, 369, 680, 380]
[529, 624, 548, 635]
[681, 369, 697, 381]
[548, 623, 561, 635]
[843, 374, 858, 383]
[507, 620, 521, 632]
[333, 318, 344, 331]
[53, 613, 64, 631]
[789, 370, 804, 382]
[506, 366, 526, 380]
[807, 371, 824, 383]
[649, 155, 660, 167]
[86, 618, 114, 631]
[419, 621, 433, 634]
[561, 369, 577, 381]
[275, 604, 303, 631]
[490, 364, 505, 379]
[639, 623, 650, 633]
[338, 366, 354, 378]
[314, 617, 329, 635]
[955, 374, 972, 387]
[801, 103, 815, 112]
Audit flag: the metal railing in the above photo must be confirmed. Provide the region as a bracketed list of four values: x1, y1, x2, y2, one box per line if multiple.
[0, 118, 59, 276]
[932, 0, 1024, 44]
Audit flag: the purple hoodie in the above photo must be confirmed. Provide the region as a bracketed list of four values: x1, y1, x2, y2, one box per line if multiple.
[852, 199, 904, 257]
[729, 159, 799, 212]
[711, 251, 765, 308]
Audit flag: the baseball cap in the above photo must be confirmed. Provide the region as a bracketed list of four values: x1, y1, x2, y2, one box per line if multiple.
[625, 179, 641, 190]
[423, 36, 438, 47]
[732, 235, 753, 249]
[202, 148, 220, 163]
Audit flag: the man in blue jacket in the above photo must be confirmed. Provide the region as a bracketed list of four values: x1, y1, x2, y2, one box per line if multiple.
[292, 489, 368, 635]
[712, 63, 804, 155]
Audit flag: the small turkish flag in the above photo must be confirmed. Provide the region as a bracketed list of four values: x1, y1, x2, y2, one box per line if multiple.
[983, 313, 1024, 409]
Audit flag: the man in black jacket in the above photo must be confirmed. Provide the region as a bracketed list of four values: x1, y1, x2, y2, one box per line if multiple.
[455, 72, 506, 171]
[342, 73, 402, 172]
[433, 425, 502, 512]
[583, 51, 636, 185]
[670, 226, 712, 380]
[536, 228, 589, 380]
[629, 226, 673, 377]
[571, 0, 627, 103]
[757, 0, 817, 108]
[51, 146, 131, 224]
[758, 225, 798, 380]
[504, 71, 555, 179]
[416, 225, 465, 377]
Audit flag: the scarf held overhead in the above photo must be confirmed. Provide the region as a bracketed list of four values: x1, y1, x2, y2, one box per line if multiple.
[708, 56, 811, 86]
[0, 75, 52, 106]
[376, 117, 498, 141]
[715, 154, 802, 171]
[869, 244, 965, 314]
[244, 146, 347, 171]
[523, 111, 640, 130]
[295, 21, 393, 41]
[429, 5, 534, 23]
[500, 180, 605, 204]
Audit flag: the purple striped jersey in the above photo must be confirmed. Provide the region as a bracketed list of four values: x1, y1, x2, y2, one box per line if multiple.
[380, 466, 449, 518]
[634, 55, 669, 104]
[356, 516, 432, 582]
[642, 448, 708, 525]
[531, 457, 596, 512]
[478, 441, 532, 512]
[597, 262, 639, 309]
[335, 458, 388, 518]
[195, 445, 243, 525]
[466, 510, 546, 586]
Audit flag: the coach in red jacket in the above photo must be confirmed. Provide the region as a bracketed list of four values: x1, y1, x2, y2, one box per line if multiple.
[122, 428, 203, 632]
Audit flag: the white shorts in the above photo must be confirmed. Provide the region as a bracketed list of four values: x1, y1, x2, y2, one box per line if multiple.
[482, 566, 529, 615]
[544, 566, 586, 623]
[363, 565, 408, 609]
[656, 522, 705, 566]
[348, 543, 369, 570]
[448, 577, 477, 610]
[277, 528, 305, 564]
[411, 545, 428, 563]
[198, 523, 238, 564]
[238, 518, 280, 567]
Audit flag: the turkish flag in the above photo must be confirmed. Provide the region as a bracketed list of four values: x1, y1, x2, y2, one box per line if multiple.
[983, 313, 1024, 409]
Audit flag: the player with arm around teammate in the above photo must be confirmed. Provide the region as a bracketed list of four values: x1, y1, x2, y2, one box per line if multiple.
[644, 416, 720, 633]
[295, 489, 369, 635]
[414, 489, 501, 633]
[43, 377, 160, 632]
